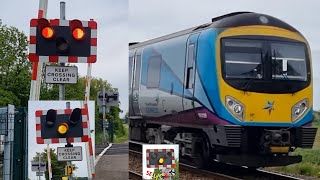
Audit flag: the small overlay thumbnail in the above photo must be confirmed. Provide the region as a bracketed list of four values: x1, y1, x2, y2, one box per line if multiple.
[143, 144, 179, 180]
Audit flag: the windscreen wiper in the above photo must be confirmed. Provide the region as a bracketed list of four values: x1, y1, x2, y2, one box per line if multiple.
[241, 50, 263, 92]
[272, 50, 293, 92]
[241, 68, 258, 91]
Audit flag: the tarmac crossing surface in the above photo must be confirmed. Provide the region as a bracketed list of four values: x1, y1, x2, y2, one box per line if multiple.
[95, 142, 128, 180]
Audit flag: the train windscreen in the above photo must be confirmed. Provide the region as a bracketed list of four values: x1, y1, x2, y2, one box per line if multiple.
[222, 38, 308, 82]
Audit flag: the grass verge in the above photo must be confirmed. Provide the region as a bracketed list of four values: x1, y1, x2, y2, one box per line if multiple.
[95, 131, 104, 145]
[95, 124, 129, 144]
[114, 124, 129, 143]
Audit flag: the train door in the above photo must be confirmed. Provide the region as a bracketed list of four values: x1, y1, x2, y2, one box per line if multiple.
[183, 34, 199, 112]
[129, 49, 142, 116]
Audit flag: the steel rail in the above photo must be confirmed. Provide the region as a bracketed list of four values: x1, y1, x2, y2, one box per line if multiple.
[129, 170, 142, 180]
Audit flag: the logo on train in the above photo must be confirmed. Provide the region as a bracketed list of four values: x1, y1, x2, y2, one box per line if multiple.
[143, 144, 179, 180]
[263, 100, 275, 115]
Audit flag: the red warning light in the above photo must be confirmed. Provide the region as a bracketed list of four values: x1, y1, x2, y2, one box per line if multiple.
[72, 28, 85, 40]
[70, 19, 85, 40]
[42, 27, 54, 39]
[37, 18, 54, 39]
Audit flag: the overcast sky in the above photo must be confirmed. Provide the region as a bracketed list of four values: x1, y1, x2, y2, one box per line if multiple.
[0, 0, 128, 116]
[129, 0, 320, 110]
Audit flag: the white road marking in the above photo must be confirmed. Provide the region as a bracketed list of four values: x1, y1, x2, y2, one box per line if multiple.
[95, 143, 112, 167]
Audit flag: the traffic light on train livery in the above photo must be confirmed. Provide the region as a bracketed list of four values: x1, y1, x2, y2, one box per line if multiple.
[146, 149, 175, 168]
[29, 18, 97, 63]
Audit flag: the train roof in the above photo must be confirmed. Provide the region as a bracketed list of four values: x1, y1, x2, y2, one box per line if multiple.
[130, 12, 303, 49]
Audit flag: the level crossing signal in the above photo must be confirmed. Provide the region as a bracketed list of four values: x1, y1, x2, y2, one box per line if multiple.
[43, 108, 83, 138]
[29, 18, 97, 63]
[35, 108, 89, 144]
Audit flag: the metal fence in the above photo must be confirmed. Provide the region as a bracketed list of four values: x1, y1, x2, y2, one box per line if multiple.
[0, 106, 14, 180]
[0, 105, 27, 180]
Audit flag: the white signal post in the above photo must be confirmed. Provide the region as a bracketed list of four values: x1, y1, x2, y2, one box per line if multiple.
[82, 63, 95, 178]
[29, 0, 53, 179]
[58, 3, 73, 180]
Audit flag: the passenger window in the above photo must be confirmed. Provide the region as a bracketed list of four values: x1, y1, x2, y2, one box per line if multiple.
[187, 44, 195, 68]
[129, 56, 133, 89]
[186, 44, 195, 89]
[134, 55, 141, 89]
[147, 56, 161, 88]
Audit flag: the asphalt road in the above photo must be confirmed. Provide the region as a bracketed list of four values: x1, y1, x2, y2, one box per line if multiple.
[95, 142, 128, 180]
[95, 144, 109, 156]
[104, 142, 128, 155]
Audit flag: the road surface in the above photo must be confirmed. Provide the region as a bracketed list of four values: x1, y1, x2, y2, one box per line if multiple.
[95, 142, 128, 180]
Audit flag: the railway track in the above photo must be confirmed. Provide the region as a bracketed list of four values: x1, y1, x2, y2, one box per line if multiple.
[129, 141, 303, 180]
[129, 170, 142, 180]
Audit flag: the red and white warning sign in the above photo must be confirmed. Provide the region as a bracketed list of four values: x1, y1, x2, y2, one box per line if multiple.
[29, 18, 97, 63]
[35, 108, 89, 144]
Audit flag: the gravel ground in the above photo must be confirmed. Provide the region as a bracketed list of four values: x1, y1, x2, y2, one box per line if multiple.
[129, 152, 143, 179]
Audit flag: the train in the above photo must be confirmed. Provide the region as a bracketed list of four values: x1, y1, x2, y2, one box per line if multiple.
[129, 12, 317, 168]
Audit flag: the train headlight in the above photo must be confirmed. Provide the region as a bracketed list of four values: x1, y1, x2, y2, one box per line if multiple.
[234, 105, 243, 114]
[226, 96, 245, 121]
[291, 99, 308, 122]
[293, 107, 301, 115]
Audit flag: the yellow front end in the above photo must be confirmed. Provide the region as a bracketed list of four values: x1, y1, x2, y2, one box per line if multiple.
[216, 26, 312, 124]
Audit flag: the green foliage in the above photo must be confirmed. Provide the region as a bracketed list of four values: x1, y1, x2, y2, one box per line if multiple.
[313, 121, 320, 129]
[113, 124, 128, 143]
[122, 112, 129, 124]
[294, 148, 320, 165]
[275, 162, 320, 178]
[313, 111, 320, 122]
[174, 159, 179, 180]
[95, 131, 104, 145]
[109, 106, 125, 137]
[32, 148, 74, 179]
[0, 87, 20, 106]
[0, 24, 31, 107]
[153, 168, 162, 179]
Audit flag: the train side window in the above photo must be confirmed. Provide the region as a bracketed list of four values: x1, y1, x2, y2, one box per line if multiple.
[186, 44, 195, 89]
[134, 55, 141, 89]
[129, 56, 133, 89]
[147, 56, 161, 88]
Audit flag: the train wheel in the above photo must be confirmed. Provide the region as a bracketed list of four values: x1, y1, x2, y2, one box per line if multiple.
[193, 135, 212, 168]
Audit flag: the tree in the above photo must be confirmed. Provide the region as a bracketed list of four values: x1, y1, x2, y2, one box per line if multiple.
[32, 148, 77, 180]
[0, 25, 31, 107]
[0, 87, 20, 106]
[122, 112, 129, 124]
[108, 106, 125, 137]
